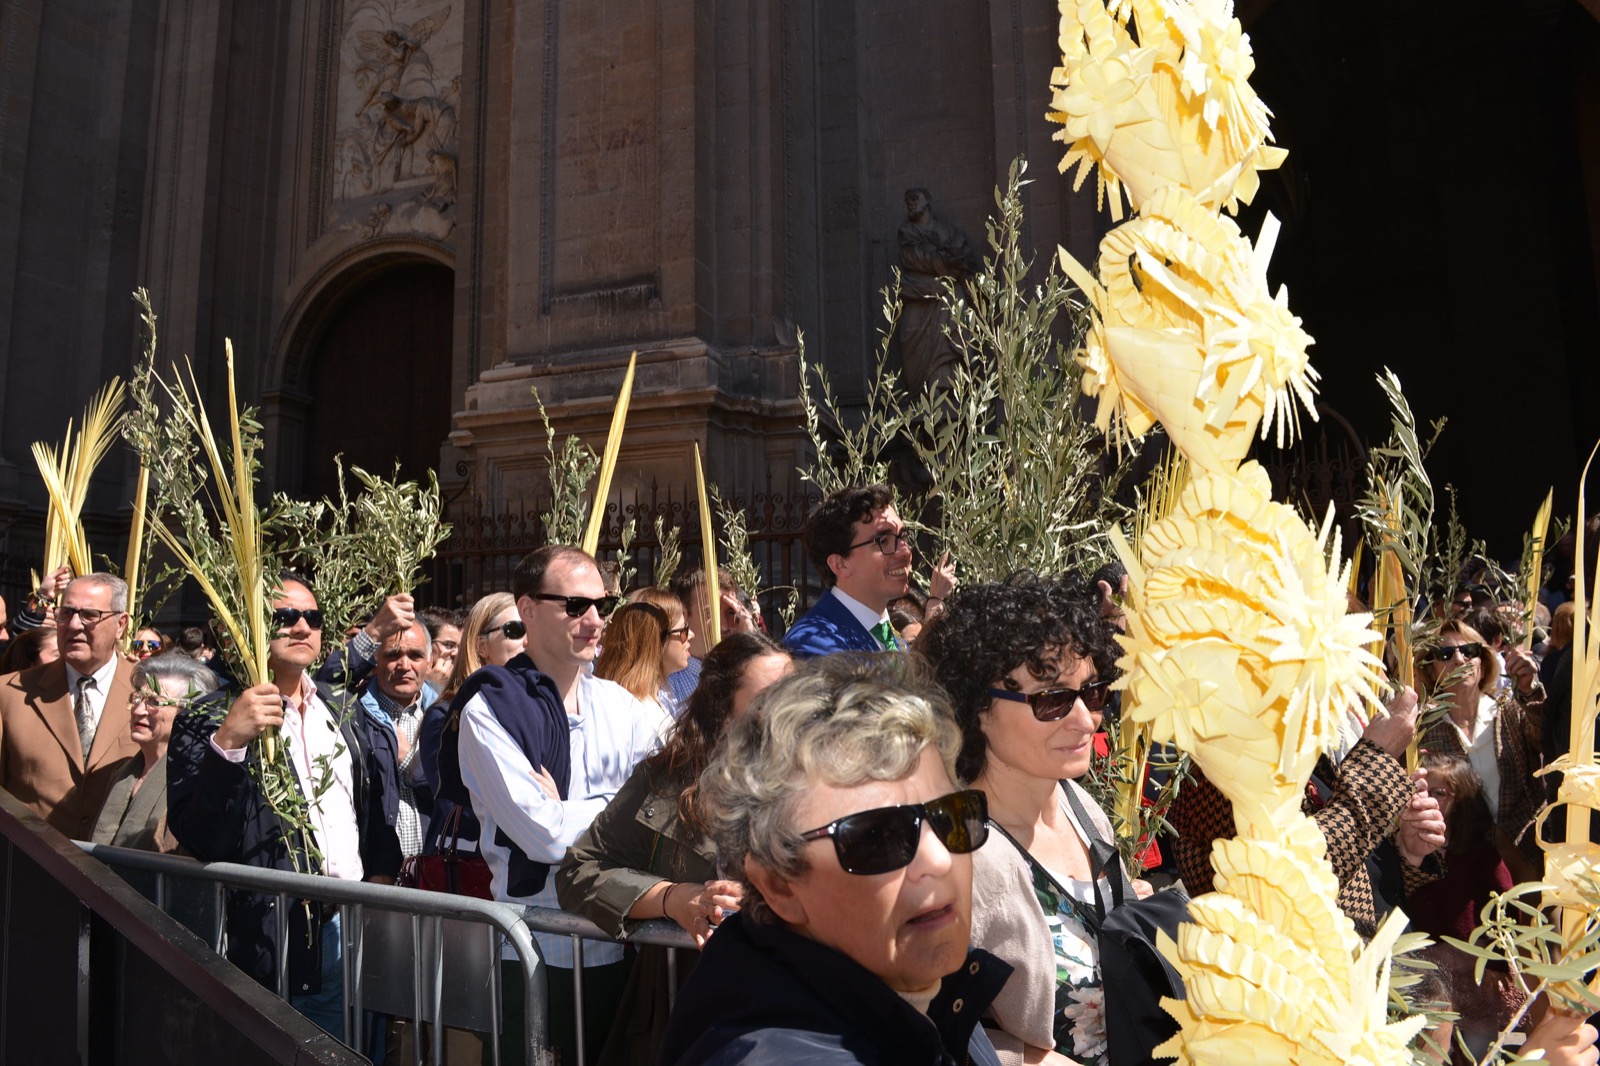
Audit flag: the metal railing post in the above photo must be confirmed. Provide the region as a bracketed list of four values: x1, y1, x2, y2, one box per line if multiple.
[211, 882, 226, 953]
[571, 935, 585, 1066]
[349, 903, 366, 1056]
[274, 893, 290, 1001]
[488, 928, 502, 1066]
[341, 905, 355, 1047]
[666, 947, 678, 1013]
[429, 917, 445, 1065]
[411, 913, 424, 1066]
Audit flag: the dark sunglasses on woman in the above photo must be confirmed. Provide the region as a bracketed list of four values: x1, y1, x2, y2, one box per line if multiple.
[986, 679, 1113, 721]
[799, 789, 989, 875]
[131, 639, 162, 652]
[1426, 642, 1483, 663]
[492, 619, 527, 640]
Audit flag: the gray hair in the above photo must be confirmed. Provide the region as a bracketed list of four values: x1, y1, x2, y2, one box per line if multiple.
[67, 573, 129, 613]
[133, 652, 219, 699]
[698, 653, 962, 925]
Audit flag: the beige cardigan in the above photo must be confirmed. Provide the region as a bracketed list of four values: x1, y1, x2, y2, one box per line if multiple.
[969, 778, 1121, 1066]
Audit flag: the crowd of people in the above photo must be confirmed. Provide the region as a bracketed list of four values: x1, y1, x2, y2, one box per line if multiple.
[0, 482, 1596, 1066]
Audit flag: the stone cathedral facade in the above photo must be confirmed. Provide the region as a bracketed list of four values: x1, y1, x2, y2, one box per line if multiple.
[0, 0, 1096, 569]
[1, 1, 1596, 598]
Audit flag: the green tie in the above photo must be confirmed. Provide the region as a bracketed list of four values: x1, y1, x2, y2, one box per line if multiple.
[870, 620, 897, 650]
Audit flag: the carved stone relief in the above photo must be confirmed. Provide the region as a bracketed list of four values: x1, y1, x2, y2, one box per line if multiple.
[332, 0, 462, 241]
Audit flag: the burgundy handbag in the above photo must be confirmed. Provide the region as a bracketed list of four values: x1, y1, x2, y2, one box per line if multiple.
[399, 805, 493, 899]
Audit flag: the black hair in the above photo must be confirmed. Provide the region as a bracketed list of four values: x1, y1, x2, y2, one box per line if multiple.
[915, 571, 1118, 782]
[275, 570, 316, 599]
[511, 544, 594, 600]
[646, 630, 787, 834]
[802, 483, 895, 587]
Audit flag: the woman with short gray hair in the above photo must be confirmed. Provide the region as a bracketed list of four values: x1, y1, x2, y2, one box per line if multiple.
[90, 652, 217, 853]
[658, 653, 1008, 1065]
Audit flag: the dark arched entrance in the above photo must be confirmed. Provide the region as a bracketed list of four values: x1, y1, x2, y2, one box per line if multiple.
[302, 262, 455, 500]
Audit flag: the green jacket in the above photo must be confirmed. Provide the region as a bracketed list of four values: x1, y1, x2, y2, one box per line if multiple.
[556, 759, 714, 1066]
[558, 758, 718, 936]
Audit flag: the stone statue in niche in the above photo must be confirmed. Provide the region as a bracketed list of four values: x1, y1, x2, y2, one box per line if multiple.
[896, 187, 981, 399]
[333, 0, 462, 239]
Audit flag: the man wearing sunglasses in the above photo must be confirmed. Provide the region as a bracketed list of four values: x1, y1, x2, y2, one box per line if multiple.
[659, 655, 1006, 1065]
[447, 544, 661, 1065]
[0, 572, 138, 838]
[785, 483, 953, 659]
[167, 572, 403, 1036]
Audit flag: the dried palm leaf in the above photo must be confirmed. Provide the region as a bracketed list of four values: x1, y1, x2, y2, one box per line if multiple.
[32, 378, 125, 576]
[693, 443, 721, 647]
[583, 352, 637, 557]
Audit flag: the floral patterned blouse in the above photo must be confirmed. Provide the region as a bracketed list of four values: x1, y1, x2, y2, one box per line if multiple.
[1030, 860, 1110, 1063]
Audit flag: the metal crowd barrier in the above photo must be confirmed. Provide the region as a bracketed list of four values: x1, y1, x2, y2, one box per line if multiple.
[76, 842, 696, 1066]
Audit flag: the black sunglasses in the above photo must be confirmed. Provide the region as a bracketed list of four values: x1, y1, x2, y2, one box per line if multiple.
[529, 593, 620, 618]
[987, 679, 1112, 720]
[131, 639, 162, 652]
[799, 789, 989, 875]
[271, 607, 324, 630]
[1426, 642, 1483, 663]
[491, 619, 527, 640]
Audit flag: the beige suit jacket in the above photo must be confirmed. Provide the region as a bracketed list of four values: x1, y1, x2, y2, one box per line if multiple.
[0, 657, 138, 839]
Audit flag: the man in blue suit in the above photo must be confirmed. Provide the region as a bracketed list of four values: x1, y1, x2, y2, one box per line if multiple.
[784, 484, 916, 658]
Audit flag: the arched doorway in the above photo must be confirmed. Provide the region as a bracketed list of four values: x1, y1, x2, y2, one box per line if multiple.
[301, 262, 455, 500]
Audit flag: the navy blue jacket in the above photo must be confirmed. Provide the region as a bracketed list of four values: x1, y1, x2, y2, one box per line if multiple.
[167, 679, 404, 995]
[419, 696, 480, 854]
[658, 911, 1008, 1065]
[782, 589, 899, 659]
[435, 653, 571, 897]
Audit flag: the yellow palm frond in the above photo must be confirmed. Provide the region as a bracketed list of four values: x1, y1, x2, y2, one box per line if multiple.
[31, 379, 125, 577]
[583, 352, 637, 557]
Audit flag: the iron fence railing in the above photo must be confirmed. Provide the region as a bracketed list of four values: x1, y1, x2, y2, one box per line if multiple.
[78, 841, 695, 1066]
[421, 479, 823, 625]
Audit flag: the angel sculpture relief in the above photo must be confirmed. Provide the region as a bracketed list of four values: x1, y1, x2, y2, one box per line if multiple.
[352, 6, 451, 118]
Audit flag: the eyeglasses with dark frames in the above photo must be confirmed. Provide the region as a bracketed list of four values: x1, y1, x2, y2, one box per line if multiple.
[665, 626, 691, 642]
[57, 605, 123, 626]
[986, 679, 1113, 721]
[799, 789, 989, 875]
[271, 607, 325, 631]
[846, 529, 911, 556]
[529, 593, 621, 618]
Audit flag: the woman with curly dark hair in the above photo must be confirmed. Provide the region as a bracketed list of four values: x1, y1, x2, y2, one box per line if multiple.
[556, 631, 791, 1065]
[918, 572, 1141, 1066]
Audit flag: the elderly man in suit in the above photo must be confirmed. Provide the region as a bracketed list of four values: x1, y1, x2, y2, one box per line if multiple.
[0, 572, 138, 839]
[785, 484, 949, 658]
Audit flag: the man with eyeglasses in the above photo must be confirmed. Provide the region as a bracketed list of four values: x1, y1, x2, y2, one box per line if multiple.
[167, 571, 402, 1038]
[442, 544, 661, 1065]
[784, 483, 952, 659]
[0, 572, 139, 838]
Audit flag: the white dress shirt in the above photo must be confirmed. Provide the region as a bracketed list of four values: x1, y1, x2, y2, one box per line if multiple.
[1450, 693, 1503, 820]
[212, 675, 364, 880]
[832, 587, 892, 635]
[458, 672, 661, 967]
